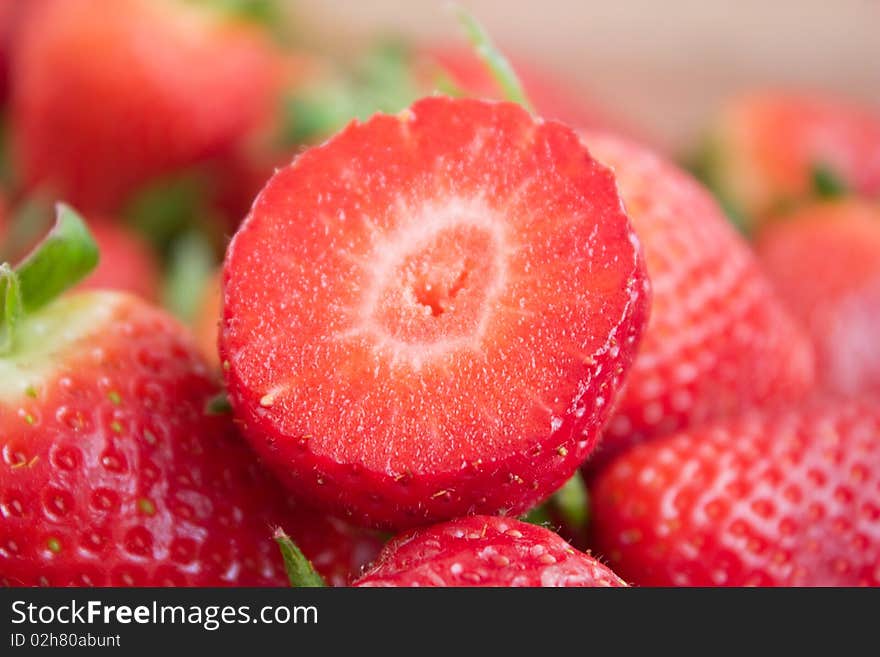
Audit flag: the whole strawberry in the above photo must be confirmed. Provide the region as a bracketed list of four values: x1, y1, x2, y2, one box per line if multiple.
[755, 199, 880, 395]
[696, 91, 880, 228]
[10, 0, 282, 212]
[0, 207, 380, 586]
[582, 131, 814, 462]
[591, 398, 880, 586]
[221, 96, 650, 529]
[355, 516, 626, 587]
[277, 515, 626, 587]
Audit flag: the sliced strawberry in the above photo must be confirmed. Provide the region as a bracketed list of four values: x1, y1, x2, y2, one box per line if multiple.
[10, 0, 282, 212]
[581, 132, 814, 462]
[755, 199, 880, 395]
[698, 91, 880, 227]
[591, 398, 880, 586]
[354, 515, 626, 586]
[221, 96, 650, 529]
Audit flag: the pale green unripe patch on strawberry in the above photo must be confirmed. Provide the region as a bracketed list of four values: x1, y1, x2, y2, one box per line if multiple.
[0, 292, 120, 402]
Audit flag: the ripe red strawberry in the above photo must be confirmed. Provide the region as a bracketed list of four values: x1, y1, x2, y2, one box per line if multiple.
[0, 209, 380, 586]
[755, 199, 880, 395]
[697, 91, 880, 227]
[354, 515, 626, 586]
[591, 398, 880, 586]
[0, 0, 25, 101]
[10, 0, 282, 212]
[581, 132, 814, 461]
[221, 96, 650, 529]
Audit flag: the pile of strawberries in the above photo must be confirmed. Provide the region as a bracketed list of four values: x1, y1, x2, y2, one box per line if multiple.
[1, 1, 878, 588]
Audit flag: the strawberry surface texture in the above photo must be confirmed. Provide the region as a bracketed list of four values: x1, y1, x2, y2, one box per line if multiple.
[0, 291, 380, 586]
[581, 131, 815, 462]
[591, 398, 880, 586]
[221, 96, 650, 529]
[355, 515, 627, 586]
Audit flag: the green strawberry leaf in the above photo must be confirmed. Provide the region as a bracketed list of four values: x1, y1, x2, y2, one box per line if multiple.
[454, 7, 534, 112]
[274, 528, 327, 588]
[14, 204, 99, 314]
[0, 264, 23, 354]
[811, 162, 849, 199]
[0, 204, 99, 355]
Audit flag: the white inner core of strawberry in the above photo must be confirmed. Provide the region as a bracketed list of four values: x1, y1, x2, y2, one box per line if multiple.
[355, 198, 508, 363]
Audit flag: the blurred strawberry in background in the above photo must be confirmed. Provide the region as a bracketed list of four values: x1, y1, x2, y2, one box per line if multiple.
[9, 0, 286, 213]
[695, 92, 880, 230]
[755, 199, 880, 396]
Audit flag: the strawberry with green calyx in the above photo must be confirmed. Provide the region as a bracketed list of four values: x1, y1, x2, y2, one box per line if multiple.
[0, 205, 381, 586]
[692, 91, 880, 232]
[0, 204, 99, 346]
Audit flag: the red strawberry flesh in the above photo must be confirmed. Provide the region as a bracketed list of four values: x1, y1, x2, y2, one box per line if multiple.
[221, 97, 650, 529]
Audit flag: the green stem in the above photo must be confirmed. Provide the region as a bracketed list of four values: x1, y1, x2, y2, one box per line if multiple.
[0, 204, 98, 356]
[274, 528, 327, 587]
[453, 7, 535, 113]
[0, 264, 23, 355]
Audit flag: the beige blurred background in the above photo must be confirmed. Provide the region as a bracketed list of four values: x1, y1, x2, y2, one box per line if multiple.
[297, 0, 880, 151]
